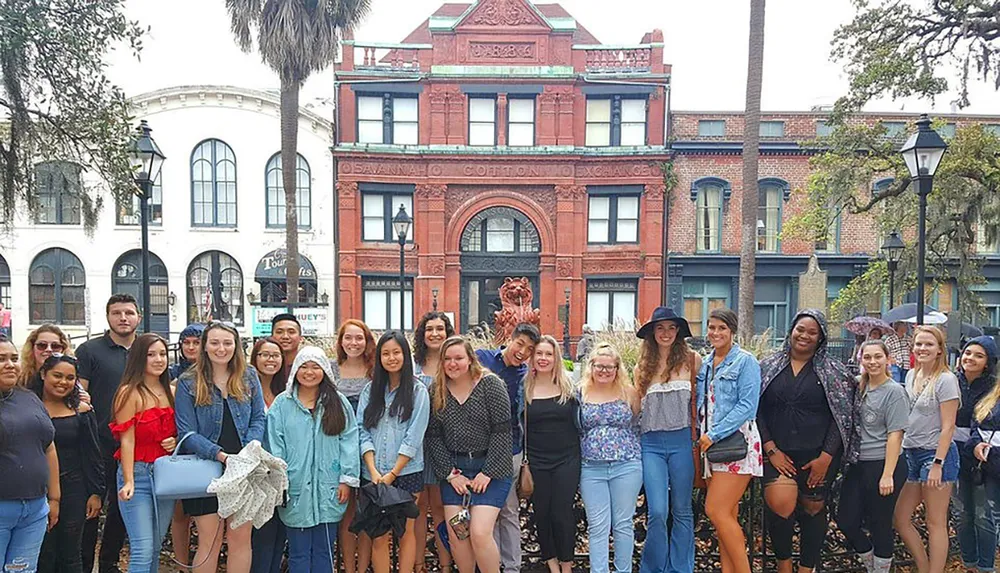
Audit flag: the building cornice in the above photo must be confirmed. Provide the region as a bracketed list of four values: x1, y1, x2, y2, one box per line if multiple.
[128, 85, 333, 134]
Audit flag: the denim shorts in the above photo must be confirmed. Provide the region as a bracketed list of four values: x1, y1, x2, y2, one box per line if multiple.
[438, 455, 511, 508]
[905, 443, 960, 483]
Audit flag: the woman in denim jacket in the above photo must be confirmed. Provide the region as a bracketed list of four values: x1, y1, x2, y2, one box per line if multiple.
[355, 331, 430, 573]
[696, 308, 763, 573]
[174, 322, 266, 573]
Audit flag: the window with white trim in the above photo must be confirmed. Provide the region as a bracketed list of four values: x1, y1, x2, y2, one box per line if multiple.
[356, 94, 418, 145]
[469, 97, 496, 146]
[585, 96, 647, 146]
[35, 161, 82, 225]
[695, 184, 724, 252]
[507, 98, 535, 146]
[698, 120, 725, 137]
[360, 184, 413, 242]
[586, 279, 638, 331]
[363, 277, 413, 331]
[759, 121, 785, 138]
[757, 184, 782, 253]
[587, 187, 641, 244]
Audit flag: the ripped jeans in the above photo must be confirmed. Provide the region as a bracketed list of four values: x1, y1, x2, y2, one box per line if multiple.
[0, 496, 49, 573]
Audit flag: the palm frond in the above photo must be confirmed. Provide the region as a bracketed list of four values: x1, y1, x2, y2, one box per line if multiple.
[225, 0, 264, 53]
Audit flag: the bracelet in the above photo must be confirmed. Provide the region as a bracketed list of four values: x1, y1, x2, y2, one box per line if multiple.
[387, 470, 397, 478]
[446, 469, 461, 482]
[765, 447, 777, 457]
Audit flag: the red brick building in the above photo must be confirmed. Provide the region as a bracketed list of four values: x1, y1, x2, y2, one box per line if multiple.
[333, 0, 1000, 340]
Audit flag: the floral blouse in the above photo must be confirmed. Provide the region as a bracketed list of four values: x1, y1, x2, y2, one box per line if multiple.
[579, 399, 641, 462]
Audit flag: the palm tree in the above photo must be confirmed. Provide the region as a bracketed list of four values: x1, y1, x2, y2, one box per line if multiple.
[226, 0, 370, 304]
[738, 0, 766, 341]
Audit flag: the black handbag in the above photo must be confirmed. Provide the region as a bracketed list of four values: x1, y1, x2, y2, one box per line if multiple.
[703, 363, 748, 464]
[971, 430, 997, 486]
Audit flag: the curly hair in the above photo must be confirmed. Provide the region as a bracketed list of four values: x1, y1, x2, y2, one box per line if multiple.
[18, 324, 73, 386]
[413, 312, 455, 366]
[635, 326, 692, 399]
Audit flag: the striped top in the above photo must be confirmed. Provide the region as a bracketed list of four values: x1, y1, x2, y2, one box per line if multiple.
[640, 378, 691, 434]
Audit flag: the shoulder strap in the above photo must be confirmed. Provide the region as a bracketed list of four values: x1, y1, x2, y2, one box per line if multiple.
[689, 354, 699, 442]
[522, 393, 529, 463]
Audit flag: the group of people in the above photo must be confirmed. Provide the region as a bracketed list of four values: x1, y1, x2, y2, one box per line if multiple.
[2, 294, 999, 573]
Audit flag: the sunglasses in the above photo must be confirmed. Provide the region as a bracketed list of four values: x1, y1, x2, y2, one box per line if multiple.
[35, 341, 65, 352]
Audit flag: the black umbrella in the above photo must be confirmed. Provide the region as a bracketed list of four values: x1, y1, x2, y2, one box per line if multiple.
[883, 303, 940, 324]
[349, 482, 419, 539]
[963, 323, 984, 338]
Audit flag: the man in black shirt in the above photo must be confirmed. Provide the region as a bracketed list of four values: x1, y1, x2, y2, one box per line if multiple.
[78, 294, 139, 573]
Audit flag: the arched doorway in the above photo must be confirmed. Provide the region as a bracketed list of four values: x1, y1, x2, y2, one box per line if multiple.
[459, 206, 541, 332]
[112, 250, 169, 335]
[186, 251, 244, 325]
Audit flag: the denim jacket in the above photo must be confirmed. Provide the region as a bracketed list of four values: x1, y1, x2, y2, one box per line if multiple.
[174, 369, 267, 461]
[696, 343, 762, 444]
[267, 386, 361, 528]
[356, 381, 430, 480]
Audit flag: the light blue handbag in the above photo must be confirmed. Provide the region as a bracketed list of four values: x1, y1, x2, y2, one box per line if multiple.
[152, 431, 225, 500]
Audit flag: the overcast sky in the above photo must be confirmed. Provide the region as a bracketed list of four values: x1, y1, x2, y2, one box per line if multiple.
[109, 0, 1000, 115]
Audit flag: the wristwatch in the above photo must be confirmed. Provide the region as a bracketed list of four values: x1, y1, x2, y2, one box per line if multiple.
[932, 457, 944, 466]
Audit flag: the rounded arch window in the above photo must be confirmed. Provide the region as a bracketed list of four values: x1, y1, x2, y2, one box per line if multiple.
[460, 207, 541, 254]
[29, 248, 86, 324]
[186, 251, 244, 324]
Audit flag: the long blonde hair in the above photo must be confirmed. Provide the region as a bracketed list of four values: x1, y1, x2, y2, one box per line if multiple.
[579, 342, 630, 402]
[431, 336, 484, 413]
[193, 322, 248, 406]
[911, 326, 948, 395]
[974, 376, 1000, 422]
[18, 324, 73, 386]
[524, 335, 574, 405]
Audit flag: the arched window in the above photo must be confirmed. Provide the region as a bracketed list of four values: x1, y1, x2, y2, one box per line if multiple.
[29, 248, 85, 324]
[460, 207, 541, 253]
[35, 161, 82, 225]
[691, 177, 731, 253]
[265, 153, 311, 228]
[0, 253, 10, 310]
[757, 178, 790, 253]
[186, 251, 243, 325]
[112, 250, 169, 334]
[191, 139, 237, 227]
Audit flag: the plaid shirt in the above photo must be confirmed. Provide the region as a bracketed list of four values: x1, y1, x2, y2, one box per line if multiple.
[884, 332, 911, 366]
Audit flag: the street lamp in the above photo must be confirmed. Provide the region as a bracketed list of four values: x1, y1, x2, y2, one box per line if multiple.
[392, 204, 412, 331]
[562, 287, 571, 360]
[899, 114, 948, 326]
[127, 120, 166, 334]
[881, 230, 905, 308]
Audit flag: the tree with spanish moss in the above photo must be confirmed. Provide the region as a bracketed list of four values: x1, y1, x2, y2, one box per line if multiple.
[225, 0, 371, 304]
[0, 0, 143, 229]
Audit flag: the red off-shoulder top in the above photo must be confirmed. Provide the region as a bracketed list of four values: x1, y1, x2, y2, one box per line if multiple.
[109, 406, 176, 463]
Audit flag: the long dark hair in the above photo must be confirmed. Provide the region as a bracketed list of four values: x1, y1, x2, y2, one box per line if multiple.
[363, 330, 416, 430]
[32, 354, 81, 410]
[317, 373, 347, 436]
[114, 333, 174, 416]
[250, 337, 286, 397]
[413, 312, 455, 366]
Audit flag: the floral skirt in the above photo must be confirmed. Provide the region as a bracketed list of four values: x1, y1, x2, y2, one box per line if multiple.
[707, 421, 764, 477]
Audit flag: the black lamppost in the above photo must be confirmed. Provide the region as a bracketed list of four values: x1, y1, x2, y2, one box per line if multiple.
[900, 114, 948, 326]
[127, 120, 166, 334]
[392, 204, 412, 331]
[881, 230, 905, 308]
[562, 287, 571, 360]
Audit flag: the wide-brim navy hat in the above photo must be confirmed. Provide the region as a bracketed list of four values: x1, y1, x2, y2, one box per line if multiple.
[636, 307, 693, 340]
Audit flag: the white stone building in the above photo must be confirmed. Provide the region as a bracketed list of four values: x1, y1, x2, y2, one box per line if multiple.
[0, 85, 336, 345]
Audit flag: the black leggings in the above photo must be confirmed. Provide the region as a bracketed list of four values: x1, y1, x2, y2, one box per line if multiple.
[530, 459, 580, 562]
[39, 472, 88, 573]
[81, 450, 126, 573]
[764, 449, 839, 569]
[836, 459, 907, 558]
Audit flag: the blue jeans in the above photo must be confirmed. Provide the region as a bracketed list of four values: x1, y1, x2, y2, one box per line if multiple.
[286, 522, 338, 573]
[0, 496, 49, 573]
[640, 430, 695, 573]
[117, 462, 173, 573]
[579, 459, 643, 573]
[956, 465, 997, 571]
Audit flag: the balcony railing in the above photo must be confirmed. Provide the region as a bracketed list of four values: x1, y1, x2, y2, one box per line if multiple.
[575, 44, 653, 74]
[349, 41, 431, 73]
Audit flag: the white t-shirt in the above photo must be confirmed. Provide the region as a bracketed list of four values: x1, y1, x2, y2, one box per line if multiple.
[903, 370, 961, 450]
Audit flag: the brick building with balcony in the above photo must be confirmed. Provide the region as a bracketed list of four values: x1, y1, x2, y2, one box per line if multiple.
[334, 0, 1000, 341]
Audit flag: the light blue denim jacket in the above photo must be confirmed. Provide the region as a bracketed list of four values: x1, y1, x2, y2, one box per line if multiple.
[267, 386, 361, 528]
[175, 369, 267, 460]
[356, 381, 430, 480]
[696, 343, 761, 444]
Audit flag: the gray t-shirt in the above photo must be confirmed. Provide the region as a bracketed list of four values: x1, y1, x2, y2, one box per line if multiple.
[858, 380, 911, 461]
[903, 370, 961, 450]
